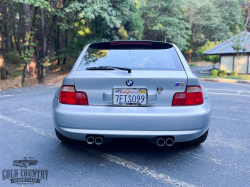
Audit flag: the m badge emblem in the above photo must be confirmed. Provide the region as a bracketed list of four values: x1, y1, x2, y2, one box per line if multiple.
[175, 82, 184, 87]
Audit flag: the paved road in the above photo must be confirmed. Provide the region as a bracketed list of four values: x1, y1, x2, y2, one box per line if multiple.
[190, 65, 219, 77]
[0, 81, 250, 187]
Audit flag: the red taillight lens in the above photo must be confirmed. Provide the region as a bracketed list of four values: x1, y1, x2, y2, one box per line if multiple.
[59, 86, 88, 105]
[172, 86, 204, 106]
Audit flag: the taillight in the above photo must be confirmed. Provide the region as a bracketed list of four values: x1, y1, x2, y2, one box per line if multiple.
[172, 86, 204, 106]
[59, 86, 88, 105]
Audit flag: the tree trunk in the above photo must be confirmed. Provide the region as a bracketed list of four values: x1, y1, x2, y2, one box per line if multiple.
[63, 29, 68, 64]
[0, 34, 8, 80]
[38, 9, 46, 84]
[13, 23, 22, 56]
[56, 24, 60, 65]
[2, 1, 11, 53]
[235, 52, 239, 76]
[21, 3, 32, 85]
[245, 6, 250, 31]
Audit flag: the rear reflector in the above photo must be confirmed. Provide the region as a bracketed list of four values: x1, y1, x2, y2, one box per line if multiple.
[110, 42, 152, 45]
[59, 86, 88, 105]
[172, 86, 204, 106]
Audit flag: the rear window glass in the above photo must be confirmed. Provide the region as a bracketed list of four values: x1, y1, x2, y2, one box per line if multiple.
[78, 47, 184, 71]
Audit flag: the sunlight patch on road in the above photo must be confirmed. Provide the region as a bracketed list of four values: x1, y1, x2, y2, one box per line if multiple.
[0, 114, 56, 139]
[83, 147, 196, 187]
[212, 115, 250, 123]
[16, 108, 51, 118]
[0, 95, 13, 98]
[0, 114, 196, 187]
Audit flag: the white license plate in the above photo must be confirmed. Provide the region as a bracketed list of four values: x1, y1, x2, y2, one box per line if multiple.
[113, 89, 147, 106]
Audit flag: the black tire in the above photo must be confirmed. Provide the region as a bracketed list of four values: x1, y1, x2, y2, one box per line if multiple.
[55, 129, 75, 143]
[188, 129, 209, 145]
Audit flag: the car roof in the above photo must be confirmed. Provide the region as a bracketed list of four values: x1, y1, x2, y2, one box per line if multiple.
[89, 41, 173, 50]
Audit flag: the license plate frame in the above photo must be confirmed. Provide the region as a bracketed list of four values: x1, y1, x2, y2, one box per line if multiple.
[112, 88, 148, 107]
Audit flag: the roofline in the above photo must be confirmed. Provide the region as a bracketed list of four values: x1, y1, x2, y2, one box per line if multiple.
[203, 31, 250, 55]
[203, 52, 250, 55]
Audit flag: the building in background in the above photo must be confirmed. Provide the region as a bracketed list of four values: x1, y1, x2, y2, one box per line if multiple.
[203, 32, 250, 74]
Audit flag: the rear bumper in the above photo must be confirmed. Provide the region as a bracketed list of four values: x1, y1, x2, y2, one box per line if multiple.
[52, 98, 211, 142]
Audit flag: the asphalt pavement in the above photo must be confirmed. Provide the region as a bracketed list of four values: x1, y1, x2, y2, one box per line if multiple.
[0, 78, 250, 186]
[190, 65, 219, 77]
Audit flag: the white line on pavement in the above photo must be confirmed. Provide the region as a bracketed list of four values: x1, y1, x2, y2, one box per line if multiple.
[16, 108, 51, 118]
[206, 88, 250, 93]
[83, 148, 196, 187]
[208, 92, 250, 97]
[0, 95, 13, 98]
[0, 114, 196, 187]
[0, 114, 56, 139]
[212, 116, 250, 123]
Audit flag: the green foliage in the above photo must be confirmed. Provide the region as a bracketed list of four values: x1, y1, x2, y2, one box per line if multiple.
[211, 69, 218, 76]
[218, 70, 227, 76]
[3, 0, 250, 85]
[196, 40, 221, 62]
[189, 63, 197, 67]
[4, 52, 25, 64]
[200, 75, 250, 80]
[12, 0, 50, 9]
[231, 71, 236, 76]
[140, 0, 191, 51]
[185, 0, 243, 46]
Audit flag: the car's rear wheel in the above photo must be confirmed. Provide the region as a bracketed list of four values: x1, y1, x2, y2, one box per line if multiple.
[188, 129, 209, 145]
[55, 129, 75, 143]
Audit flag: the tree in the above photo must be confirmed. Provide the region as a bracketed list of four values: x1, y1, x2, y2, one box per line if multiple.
[21, 3, 33, 85]
[185, 0, 243, 57]
[0, 1, 8, 79]
[196, 40, 221, 69]
[0, 33, 8, 79]
[140, 0, 191, 51]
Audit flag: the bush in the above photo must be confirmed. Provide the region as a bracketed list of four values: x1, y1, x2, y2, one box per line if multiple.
[196, 40, 221, 63]
[218, 70, 227, 76]
[189, 63, 197, 67]
[4, 51, 24, 64]
[231, 71, 236, 76]
[211, 69, 218, 76]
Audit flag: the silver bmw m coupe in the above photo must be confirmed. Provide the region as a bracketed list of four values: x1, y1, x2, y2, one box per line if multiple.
[52, 41, 211, 147]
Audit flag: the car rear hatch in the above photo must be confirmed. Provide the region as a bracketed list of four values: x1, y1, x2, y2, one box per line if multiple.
[73, 41, 187, 106]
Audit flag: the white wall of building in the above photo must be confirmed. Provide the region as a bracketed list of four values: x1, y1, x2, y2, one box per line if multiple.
[220, 55, 249, 73]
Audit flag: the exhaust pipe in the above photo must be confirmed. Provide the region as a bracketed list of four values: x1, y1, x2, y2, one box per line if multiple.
[166, 138, 174, 146]
[157, 138, 166, 146]
[95, 137, 103, 145]
[86, 136, 95, 145]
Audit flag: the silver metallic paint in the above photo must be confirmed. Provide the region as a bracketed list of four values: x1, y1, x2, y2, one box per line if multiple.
[52, 44, 211, 143]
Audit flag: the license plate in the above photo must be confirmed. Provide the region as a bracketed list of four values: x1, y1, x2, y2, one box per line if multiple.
[112, 88, 147, 106]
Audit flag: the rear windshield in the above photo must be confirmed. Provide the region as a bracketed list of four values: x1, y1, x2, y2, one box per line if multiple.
[77, 47, 184, 71]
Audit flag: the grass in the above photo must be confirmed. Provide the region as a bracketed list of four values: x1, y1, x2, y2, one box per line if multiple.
[199, 75, 250, 80]
[189, 63, 197, 66]
[6, 64, 24, 78]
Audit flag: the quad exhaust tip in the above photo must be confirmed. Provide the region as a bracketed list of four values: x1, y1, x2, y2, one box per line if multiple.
[166, 138, 174, 146]
[95, 137, 103, 145]
[156, 137, 174, 147]
[157, 138, 166, 146]
[86, 136, 95, 145]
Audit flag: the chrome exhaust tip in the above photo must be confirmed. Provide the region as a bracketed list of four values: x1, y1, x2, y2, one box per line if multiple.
[157, 138, 165, 146]
[86, 136, 95, 145]
[166, 138, 174, 146]
[95, 137, 103, 145]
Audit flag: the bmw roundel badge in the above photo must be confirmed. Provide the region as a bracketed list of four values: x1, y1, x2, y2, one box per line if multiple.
[126, 79, 133, 86]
